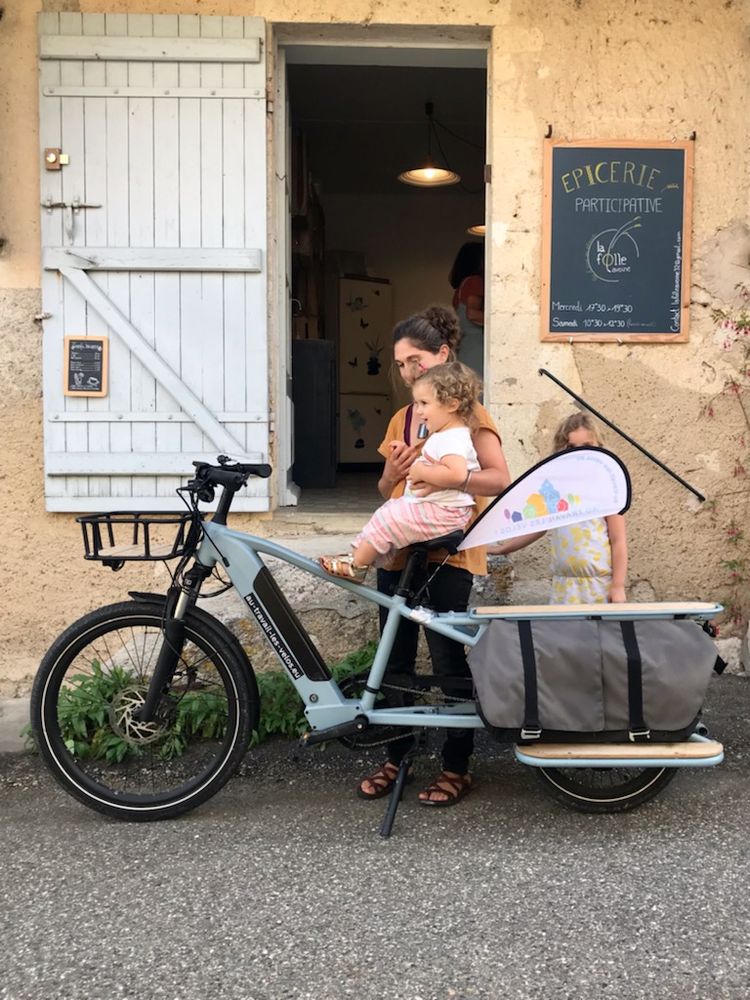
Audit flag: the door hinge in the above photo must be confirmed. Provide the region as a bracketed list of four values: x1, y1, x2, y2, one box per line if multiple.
[484, 163, 492, 184]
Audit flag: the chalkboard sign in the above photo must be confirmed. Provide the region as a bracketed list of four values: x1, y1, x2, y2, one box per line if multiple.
[63, 336, 108, 397]
[541, 140, 693, 342]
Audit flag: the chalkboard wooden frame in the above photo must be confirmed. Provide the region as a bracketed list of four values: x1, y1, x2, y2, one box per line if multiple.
[541, 139, 693, 343]
[63, 335, 109, 397]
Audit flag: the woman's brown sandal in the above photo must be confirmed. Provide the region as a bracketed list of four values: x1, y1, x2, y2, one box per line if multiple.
[356, 761, 413, 801]
[319, 554, 368, 582]
[418, 771, 473, 808]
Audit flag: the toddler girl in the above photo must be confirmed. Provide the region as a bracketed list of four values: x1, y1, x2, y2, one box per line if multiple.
[496, 412, 628, 604]
[320, 362, 481, 580]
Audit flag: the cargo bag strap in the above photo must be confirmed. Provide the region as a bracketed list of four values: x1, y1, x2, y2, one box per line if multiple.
[517, 620, 542, 740]
[702, 621, 727, 675]
[620, 620, 649, 741]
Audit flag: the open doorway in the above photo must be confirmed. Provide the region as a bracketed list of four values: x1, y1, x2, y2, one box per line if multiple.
[283, 46, 487, 511]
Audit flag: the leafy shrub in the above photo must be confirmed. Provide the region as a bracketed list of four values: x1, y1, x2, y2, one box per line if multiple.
[251, 641, 376, 745]
[26, 642, 377, 758]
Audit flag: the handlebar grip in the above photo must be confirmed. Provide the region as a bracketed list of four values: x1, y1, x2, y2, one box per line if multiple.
[189, 459, 273, 490]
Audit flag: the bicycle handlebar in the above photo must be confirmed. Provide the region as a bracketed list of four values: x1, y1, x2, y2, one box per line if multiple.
[186, 457, 273, 522]
[190, 457, 272, 491]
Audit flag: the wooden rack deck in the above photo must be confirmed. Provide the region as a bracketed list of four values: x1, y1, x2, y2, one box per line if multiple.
[517, 739, 723, 762]
[471, 601, 720, 619]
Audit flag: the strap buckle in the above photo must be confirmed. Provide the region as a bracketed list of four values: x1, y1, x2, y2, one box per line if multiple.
[628, 728, 651, 742]
[520, 726, 542, 741]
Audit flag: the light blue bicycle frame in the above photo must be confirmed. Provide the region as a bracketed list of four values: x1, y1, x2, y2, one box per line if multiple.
[195, 520, 724, 769]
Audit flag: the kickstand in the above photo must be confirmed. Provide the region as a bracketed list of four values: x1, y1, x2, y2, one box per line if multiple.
[378, 732, 427, 839]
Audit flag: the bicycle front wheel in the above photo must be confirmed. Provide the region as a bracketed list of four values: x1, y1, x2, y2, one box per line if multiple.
[535, 765, 676, 814]
[31, 600, 259, 821]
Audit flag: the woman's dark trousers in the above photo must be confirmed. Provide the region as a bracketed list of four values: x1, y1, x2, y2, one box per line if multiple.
[377, 563, 474, 775]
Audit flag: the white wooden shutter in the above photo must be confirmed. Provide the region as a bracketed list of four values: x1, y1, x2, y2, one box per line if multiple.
[39, 12, 270, 511]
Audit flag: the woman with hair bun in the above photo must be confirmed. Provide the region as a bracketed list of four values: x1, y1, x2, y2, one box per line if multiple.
[356, 304, 510, 808]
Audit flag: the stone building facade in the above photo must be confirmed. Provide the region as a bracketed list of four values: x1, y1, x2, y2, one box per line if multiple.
[0, 0, 748, 693]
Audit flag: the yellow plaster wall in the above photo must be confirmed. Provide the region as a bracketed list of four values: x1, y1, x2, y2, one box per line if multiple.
[1, 0, 749, 692]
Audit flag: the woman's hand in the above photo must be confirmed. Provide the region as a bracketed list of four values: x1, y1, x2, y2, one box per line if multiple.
[405, 460, 432, 497]
[379, 441, 419, 499]
[407, 461, 426, 488]
[408, 480, 439, 497]
[410, 455, 466, 493]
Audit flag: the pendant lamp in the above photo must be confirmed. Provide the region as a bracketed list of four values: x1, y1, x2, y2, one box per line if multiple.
[398, 102, 461, 188]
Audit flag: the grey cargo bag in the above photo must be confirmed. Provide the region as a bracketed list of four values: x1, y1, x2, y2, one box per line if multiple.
[467, 618, 720, 743]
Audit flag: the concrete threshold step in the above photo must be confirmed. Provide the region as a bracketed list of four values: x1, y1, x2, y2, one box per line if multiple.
[262, 511, 368, 538]
[261, 533, 357, 559]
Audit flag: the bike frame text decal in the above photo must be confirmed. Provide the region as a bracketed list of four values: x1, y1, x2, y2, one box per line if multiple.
[244, 593, 304, 680]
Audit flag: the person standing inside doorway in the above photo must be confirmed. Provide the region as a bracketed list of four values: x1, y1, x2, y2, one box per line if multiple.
[449, 241, 485, 380]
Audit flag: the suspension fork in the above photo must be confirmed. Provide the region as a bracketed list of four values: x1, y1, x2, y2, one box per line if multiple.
[134, 562, 213, 723]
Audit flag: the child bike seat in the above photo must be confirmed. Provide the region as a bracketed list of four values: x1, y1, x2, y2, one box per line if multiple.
[409, 529, 465, 555]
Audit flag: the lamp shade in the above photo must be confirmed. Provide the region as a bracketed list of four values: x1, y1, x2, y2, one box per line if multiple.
[398, 102, 461, 188]
[466, 224, 486, 236]
[398, 164, 461, 187]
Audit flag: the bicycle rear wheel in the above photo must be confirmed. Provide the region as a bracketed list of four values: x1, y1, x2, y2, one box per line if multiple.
[535, 765, 676, 813]
[31, 600, 258, 821]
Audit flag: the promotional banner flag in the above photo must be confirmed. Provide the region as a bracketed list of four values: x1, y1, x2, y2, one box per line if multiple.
[458, 446, 631, 551]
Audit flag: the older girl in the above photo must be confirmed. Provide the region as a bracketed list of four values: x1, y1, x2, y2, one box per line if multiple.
[495, 412, 628, 604]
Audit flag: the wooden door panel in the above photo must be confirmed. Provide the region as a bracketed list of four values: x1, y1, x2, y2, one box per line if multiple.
[39, 12, 270, 511]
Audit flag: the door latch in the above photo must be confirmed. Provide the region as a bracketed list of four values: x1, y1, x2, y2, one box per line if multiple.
[41, 198, 102, 243]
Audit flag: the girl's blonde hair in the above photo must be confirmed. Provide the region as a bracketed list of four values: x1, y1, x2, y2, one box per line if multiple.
[413, 361, 481, 427]
[552, 411, 603, 452]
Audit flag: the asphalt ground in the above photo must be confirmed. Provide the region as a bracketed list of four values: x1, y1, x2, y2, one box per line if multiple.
[2, 675, 749, 1000]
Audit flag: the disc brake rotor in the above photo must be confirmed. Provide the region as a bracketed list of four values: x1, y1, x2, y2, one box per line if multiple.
[109, 687, 169, 746]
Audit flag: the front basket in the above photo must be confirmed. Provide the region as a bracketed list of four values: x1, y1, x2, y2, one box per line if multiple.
[77, 511, 195, 565]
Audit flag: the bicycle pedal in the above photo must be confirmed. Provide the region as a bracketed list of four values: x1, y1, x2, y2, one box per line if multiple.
[300, 716, 369, 747]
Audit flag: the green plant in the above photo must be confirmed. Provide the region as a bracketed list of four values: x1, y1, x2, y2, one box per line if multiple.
[708, 285, 750, 627]
[719, 520, 747, 627]
[23, 642, 378, 757]
[250, 641, 377, 746]
[160, 690, 230, 760]
[38, 661, 230, 763]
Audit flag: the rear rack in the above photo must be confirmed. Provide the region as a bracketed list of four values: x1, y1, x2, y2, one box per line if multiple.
[77, 511, 195, 568]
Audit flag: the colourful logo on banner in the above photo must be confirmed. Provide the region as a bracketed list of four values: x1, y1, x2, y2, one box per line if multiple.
[503, 478, 581, 523]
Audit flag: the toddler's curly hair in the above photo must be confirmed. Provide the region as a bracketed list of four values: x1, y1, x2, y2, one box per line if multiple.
[413, 361, 481, 427]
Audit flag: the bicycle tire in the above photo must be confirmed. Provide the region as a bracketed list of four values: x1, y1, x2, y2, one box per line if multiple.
[31, 599, 259, 821]
[535, 764, 676, 814]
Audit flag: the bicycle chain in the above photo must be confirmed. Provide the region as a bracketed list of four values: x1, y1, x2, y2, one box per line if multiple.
[378, 680, 469, 703]
[337, 678, 471, 749]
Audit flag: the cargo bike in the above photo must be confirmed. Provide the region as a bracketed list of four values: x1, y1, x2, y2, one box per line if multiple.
[30, 452, 724, 836]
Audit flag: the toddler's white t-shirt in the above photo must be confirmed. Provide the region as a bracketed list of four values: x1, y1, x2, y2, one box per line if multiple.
[405, 426, 479, 507]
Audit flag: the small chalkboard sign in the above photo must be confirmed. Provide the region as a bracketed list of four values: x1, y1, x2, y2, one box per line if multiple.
[541, 140, 693, 342]
[63, 336, 108, 397]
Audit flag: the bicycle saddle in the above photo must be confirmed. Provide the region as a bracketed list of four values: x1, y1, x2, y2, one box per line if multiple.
[410, 529, 465, 555]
